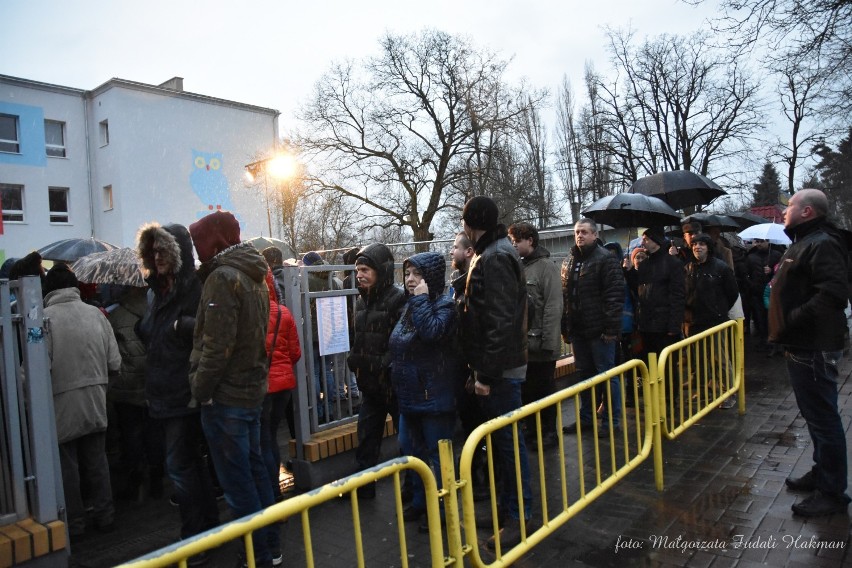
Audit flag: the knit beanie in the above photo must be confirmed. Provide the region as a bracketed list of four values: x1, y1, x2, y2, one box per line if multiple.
[44, 263, 78, 294]
[189, 211, 241, 262]
[302, 251, 323, 266]
[462, 196, 499, 231]
[643, 227, 667, 248]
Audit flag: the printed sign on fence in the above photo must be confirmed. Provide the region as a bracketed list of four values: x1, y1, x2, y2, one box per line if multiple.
[317, 295, 350, 356]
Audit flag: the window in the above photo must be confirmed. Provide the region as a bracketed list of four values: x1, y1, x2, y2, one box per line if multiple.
[99, 120, 109, 146]
[102, 185, 113, 211]
[0, 184, 24, 222]
[48, 187, 69, 223]
[44, 120, 66, 157]
[0, 115, 19, 153]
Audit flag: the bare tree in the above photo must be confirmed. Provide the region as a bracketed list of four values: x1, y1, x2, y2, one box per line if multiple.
[597, 30, 766, 187]
[297, 29, 537, 250]
[515, 98, 556, 227]
[553, 75, 585, 223]
[692, 0, 852, 117]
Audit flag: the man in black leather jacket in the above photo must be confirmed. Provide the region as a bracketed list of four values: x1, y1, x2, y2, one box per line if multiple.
[769, 188, 850, 517]
[459, 196, 531, 550]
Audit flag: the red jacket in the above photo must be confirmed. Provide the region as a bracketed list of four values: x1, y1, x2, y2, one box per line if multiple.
[265, 271, 301, 392]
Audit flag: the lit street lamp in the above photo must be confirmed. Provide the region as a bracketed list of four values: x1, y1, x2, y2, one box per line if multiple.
[244, 154, 299, 237]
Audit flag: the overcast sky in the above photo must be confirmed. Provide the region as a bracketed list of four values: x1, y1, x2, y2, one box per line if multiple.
[2, 0, 720, 132]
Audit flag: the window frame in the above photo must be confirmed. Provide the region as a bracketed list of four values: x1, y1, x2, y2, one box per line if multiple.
[99, 120, 109, 147]
[0, 184, 25, 223]
[48, 186, 70, 223]
[0, 114, 20, 154]
[44, 120, 67, 158]
[102, 184, 113, 211]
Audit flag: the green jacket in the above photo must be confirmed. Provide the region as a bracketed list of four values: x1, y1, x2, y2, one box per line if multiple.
[522, 246, 563, 361]
[190, 242, 270, 408]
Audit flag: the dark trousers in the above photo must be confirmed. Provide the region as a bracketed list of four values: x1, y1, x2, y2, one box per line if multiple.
[59, 431, 114, 535]
[355, 391, 399, 470]
[161, 414, 220, 539]
[261, 390, 293, 500]
[521, 359, 557, 434]
[750, 293, 768, 341]
[787, 348, 850, 501]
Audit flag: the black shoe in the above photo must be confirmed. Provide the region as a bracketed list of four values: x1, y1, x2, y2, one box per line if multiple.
[402, 505, 426, 522]
[791, 491, 850, 517]
[486, 517, 531, 550]
[597, 425, 621, 439]
[562, 422, 593, 435]
[169, 493, 180, 507]
[786, 470, 816, 492]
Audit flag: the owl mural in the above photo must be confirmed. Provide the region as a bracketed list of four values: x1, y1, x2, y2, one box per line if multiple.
[190, 149, 235, 212]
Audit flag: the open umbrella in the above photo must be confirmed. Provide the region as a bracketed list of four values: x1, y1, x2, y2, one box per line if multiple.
[582, 193, 682, 229]
[245, 236, 295, 259]
[628, 170, 726, 210]
[38, 237, 118, 263]
[71, 247, 146, 287]
[738, 223, 791, 245]
[726, 210, 769, 230]
[682, 213, 740, 231]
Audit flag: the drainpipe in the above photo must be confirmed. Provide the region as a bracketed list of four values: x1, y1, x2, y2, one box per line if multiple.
[83, 92, 95, 238]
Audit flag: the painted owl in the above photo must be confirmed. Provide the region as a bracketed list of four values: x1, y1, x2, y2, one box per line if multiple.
[189, 149, 234, 212]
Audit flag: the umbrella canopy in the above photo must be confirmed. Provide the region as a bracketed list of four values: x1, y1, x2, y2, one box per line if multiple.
[726, 210, 769, 230]
[628, 170, 726, 210]
[738, 223, 791, 245]
[682, 212, 740, 232]
[37, 237, 119, 263]
[582, 193, 682, 229]
[71, 247, 146, 287]
[245, 236, 295, 259]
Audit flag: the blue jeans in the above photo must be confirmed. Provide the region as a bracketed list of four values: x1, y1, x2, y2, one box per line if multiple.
[202, 403, 279, 562]
[314, 349, 336, 421]
[572, 336, 621, 427]
[399, 412, 456, 511]
[161, 414, 219, 539]
[787, 349, 850, 500]
[477, 378, 532, 521]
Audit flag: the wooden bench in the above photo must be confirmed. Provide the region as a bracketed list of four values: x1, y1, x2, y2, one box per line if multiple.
[0, 518, 66, 568]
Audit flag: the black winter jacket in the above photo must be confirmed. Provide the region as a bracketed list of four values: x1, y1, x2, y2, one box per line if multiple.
[746, 246, 782, 296]
[561, 242, 624, 340]
[347, 243, 406, 400]
[459, 225, 528, 381]
[136, 223, 201, 418]
[768, 217, 849, 350]
[684, 257, 739, 333]
[636, 247, 686, 335]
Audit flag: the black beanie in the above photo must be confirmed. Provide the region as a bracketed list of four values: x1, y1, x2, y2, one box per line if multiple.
[643, 228, 668, 248]
[462, 196, 499, 231]
[44, 263, 79, 294]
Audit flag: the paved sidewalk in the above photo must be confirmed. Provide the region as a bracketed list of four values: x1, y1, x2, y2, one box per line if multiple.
[71, 338, 852, 567]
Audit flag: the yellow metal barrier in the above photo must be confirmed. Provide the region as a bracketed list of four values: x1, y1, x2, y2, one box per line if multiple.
[117, 457, 446, 568]
[455, 359, 654, 567]
[655, 319, 746, 441]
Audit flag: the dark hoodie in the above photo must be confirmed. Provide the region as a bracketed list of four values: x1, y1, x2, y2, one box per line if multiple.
[136, 223, 202, 418]
[388, 252, 464, 414]
[190, 242, 270, 408]
[346, 243, 405, 399]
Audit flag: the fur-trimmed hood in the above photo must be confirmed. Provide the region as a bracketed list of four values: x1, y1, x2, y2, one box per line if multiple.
[136, 222, 196, 281]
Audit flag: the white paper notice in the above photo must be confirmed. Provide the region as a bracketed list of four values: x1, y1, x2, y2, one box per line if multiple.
[316, 296, 350, 356]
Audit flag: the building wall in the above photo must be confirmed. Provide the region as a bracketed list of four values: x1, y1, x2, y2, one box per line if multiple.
[0, 75, 279, 265]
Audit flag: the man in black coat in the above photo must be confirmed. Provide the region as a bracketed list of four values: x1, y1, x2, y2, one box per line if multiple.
[561, 219, 625, 435]
[769, 188, 850, 517]
[636, 228, 686, 358]
[459, 196, 531, 550]
[746, 237, 782, 349]
[684, 234, 739, 336]
[347, 243, 405, 497]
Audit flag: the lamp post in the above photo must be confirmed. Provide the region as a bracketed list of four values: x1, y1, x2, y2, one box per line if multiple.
[244, 154, 298, 238]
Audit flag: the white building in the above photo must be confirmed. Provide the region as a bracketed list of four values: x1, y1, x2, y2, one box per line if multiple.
[0, 74, 280, 264]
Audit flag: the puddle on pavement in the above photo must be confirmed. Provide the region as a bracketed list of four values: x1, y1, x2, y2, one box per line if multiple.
[762, 429, 806, 448]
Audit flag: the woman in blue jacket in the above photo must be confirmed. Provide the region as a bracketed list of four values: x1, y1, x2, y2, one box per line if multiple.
[389, 251, 464, 524]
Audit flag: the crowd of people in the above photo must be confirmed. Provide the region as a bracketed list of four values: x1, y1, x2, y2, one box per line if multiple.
[3, 188, 849, 565]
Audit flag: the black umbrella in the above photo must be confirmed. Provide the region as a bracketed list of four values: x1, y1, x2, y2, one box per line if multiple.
[582, 193, 682, 229]
[725, 210, 768, 230]
[37, 237, 119, 263]
[628, 170, 726, 210]
[682, 213, 740, 232]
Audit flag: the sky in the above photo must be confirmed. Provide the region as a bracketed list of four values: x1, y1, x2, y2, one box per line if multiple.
[1, 0, 721, 134]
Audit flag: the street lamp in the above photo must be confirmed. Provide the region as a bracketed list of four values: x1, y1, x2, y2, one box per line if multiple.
[244, 153, 298, 237]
